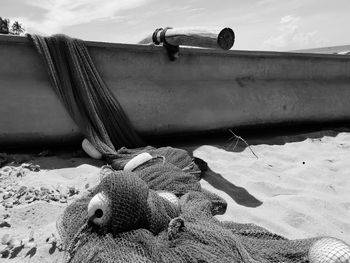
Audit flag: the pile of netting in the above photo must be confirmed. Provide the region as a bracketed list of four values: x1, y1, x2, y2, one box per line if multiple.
[28, 34, 350, 263]
[58, 146, 322, 263]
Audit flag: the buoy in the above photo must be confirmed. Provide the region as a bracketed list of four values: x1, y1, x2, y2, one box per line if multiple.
[87, 192, 111, 226]
[309, 237, 350, 263]
[124, 153, 153, 171]
[158, 191, 179, 208]
[82, 139, 102, 159]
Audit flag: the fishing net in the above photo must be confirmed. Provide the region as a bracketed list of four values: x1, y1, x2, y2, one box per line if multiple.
[28, 34, 350, 262]
[27, 34, 144, 153]
[56, 146, 350, 263]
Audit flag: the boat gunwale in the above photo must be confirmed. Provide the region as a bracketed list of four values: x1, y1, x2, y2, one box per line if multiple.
[1, 34, 350, 60]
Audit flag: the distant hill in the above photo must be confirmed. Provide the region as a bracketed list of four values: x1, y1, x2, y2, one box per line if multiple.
[291, 45, 350, 54]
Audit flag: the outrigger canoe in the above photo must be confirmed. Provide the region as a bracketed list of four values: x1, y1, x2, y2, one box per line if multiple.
[1, 33, 350, 147]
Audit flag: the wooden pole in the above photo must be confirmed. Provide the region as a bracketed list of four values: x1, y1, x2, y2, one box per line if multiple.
[138, 27, 235, 50]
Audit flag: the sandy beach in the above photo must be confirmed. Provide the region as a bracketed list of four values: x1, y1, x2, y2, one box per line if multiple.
[196, 130, 350, 243]
[1, 128, 350, 262]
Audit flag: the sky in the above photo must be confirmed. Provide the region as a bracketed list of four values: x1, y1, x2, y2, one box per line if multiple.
[2, 0, 350, 51]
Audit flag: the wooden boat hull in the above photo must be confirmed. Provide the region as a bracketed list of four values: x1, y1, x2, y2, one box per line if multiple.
[1, 35, 350, 147]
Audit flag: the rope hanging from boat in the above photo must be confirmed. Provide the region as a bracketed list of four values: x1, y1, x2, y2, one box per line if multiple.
[27, 34, 145, 155]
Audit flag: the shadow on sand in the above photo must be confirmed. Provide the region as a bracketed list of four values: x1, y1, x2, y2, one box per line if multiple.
[159, 123, 350, 208]
[202, 166, 263, 208]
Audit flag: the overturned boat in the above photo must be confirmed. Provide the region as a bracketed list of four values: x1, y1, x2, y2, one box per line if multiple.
[1, 29, 350, 147]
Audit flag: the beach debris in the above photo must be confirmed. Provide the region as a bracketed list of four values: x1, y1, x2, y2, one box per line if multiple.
[40, 186, 50, 194]
[46, 233, 56, 244]
[49, 194, 60, 202]
[68, 186, 79, 197]
[0, 153, 33, 168]
[3, 214, 10, 219]
[59, 198, 68, 203]
[46, 233, 64, 252]
[4, 202, 13, 209]
[227, 129, 259, 159]
[2, 192, 12, 200]
[0, 221, 11, 228]
[22, 163, 40, 172]
[0, 232, 37, 258]
[0, 245, 9, 257]
[0, 163, 40, 178]
[0, 166, 12, 178]
[25, 194, 34, 201]
[0, 183, 82, 208]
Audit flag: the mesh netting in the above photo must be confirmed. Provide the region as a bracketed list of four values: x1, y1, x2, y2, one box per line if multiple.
[55, 146, 343, 263]
[27, 34, 144, 152]
[28, 34, 350, 263]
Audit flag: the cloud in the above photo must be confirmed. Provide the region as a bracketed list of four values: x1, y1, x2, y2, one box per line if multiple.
[22, 0, 152, 34]
[257, 0, 278, 6]
[263, 15, 324, 50]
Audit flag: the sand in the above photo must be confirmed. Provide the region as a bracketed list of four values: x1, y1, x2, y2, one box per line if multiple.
[0, 155, 103, 262]
[196, 132, 350, 243]
[1, 129, 350, 262]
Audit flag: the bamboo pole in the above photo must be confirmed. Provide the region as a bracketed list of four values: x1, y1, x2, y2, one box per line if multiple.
[139, 27, 235, 50]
